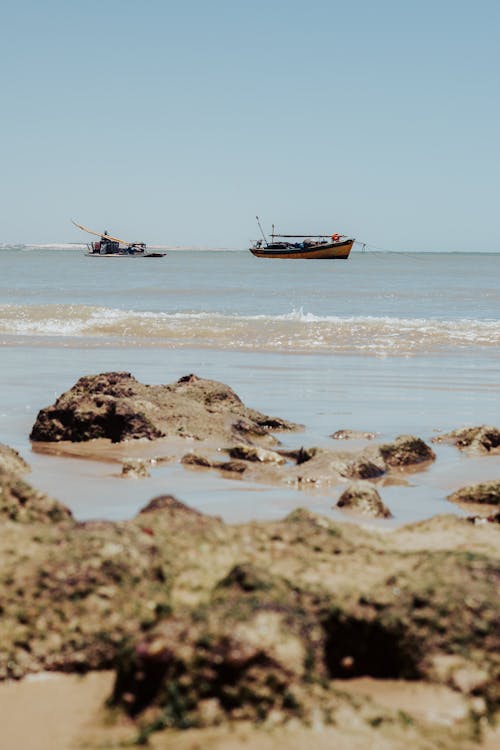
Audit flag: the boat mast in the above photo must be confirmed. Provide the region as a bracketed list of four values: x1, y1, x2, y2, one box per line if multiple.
[256, 216, 268, 244]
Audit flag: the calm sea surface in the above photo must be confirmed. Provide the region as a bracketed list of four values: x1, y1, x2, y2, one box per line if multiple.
[1, 246, 499, 524]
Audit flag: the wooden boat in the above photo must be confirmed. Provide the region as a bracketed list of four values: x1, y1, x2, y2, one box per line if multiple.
[72, 221, 166, 258]
[250, 219, 354, 259]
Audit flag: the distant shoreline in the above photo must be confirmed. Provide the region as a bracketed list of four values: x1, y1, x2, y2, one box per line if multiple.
[1, 244, 499, 254]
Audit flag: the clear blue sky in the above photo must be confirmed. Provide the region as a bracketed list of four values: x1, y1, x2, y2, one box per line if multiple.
[1, 0, 499, 250]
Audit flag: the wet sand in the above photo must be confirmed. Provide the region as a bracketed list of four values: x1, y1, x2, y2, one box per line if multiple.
[25, 434, 500, 526]
[1, 672, 499, 750]
[0, 671, 115, 750]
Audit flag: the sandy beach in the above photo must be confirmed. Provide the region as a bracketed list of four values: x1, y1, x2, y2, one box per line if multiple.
[2, 671, 500, 750]
[3, 0, 500, 744]
[0, 372, 499, 749]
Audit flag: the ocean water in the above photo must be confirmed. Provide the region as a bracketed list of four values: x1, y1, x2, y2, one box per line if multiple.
[1, 246, 499, 525]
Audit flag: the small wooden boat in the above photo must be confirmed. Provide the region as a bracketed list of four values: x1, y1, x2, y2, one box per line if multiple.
[72, 221, 166, 258]
[250, 218, 354, 259]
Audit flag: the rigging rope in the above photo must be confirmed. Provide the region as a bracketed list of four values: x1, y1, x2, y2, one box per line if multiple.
[353, 240, 438, 261]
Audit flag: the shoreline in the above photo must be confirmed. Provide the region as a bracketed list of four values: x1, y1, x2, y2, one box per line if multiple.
[23, 433, 500, 526]
[2, 671, 500, 750]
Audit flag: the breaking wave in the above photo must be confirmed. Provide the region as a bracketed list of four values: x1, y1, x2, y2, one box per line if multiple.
[0, 304, 499, 357]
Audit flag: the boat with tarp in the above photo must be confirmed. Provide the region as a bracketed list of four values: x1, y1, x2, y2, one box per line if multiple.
[250, 217, 354, 259]
[72, 221, 166, 258]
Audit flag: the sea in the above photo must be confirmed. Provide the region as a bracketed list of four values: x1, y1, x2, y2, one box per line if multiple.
[1, 245, 499, 526]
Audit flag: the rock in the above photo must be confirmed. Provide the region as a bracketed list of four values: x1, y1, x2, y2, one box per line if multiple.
[138, 494, 203, 516]
[0, 519, 171, 679]
[0, 443, 30, 476]
[121, 459, 151, 479]
[280, 446, 318, 465]
[228, 444, 286, 464]
[110, 571, 323, 727]
[30, 372, 301, 446]
[181, 453, 212, 468]
[374, 435, 436, 468]
[0, 469, 73, 524]
[336, 481, 393, 518]
[107, 510, 500, 733]
[286, 448, 384, 488]
[337, 455, 386, 480]
[1, 466, 499, 740]
[330, 429, 376, 440]
[448, 480, 500, 506]
[432, 425, 500, 454]
[216, 460, 248, 474]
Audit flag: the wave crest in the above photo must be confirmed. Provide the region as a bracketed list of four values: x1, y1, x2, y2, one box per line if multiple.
[0, 304, 498, 357]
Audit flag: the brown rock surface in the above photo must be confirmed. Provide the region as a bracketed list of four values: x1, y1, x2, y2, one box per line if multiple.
[432, 425, 500, 454]
[30, 372, 301, 445]
[228, 443, 286, 464]
[0, 443, 30, 476]
[448, 480, 500, 506]
[371, 434, 436, 468]
[336, 481, 393, 518]
[0, 443, 499, 747]
[0, 468, 72, 524]
[106, 508, 499, 737]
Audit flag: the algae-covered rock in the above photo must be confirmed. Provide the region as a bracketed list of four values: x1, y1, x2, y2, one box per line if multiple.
[283, 447, 384, 488]
[111, 564, 325, 728]
[0, 466, 499, 740]
[336, 481, 392, 518]
[138, 493, 205, 517]
[0, 469, 73, 524]
[228, 444, 286, 464]
[337, 454, 386, 480]
[448, 480, 500, 506]
[121, 458, 151, 479]
[375, 435, 436, 468]
[30, 372, 301, 445]
[181, 453, 212, 468]
[216, 459, 248, 474]
[432, 425, 500, 454]
[0, 520, 171, 679]
[0, 443, 30, 476]
[104, 508, 500, 734]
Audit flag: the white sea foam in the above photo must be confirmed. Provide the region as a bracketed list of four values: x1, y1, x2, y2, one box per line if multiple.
[0, 304, 499, 357]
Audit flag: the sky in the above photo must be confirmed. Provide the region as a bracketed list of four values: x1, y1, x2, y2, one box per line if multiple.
[1, 0, 499, 251]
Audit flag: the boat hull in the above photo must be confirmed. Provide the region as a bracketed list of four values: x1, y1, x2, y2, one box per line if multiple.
[85, 252, 166, 258]
[249, 239, 354, 259]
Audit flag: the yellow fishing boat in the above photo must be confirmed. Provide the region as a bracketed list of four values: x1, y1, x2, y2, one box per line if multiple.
[250, 218, 354, 259]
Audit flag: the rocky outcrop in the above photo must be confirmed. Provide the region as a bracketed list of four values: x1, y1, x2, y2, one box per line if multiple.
[336, 481, 392, 518]
[120, 458, 152, 479]
[106, 506, 499, 736]
[432, 425, 500, 454]
[228, 443, 286, 464]
[448, 480, 500, 506]
[0, 520, 171, 679]
[111, 569, 323, 726]
[181, 453, 212, 468]
[0, 469, 72, 524]
[372, 435, 436, 468]
[30, 372, 301, 446]
[274, 436, 433, 490]
[0, 443, 31, 476]
[0, 442, 498, 744]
